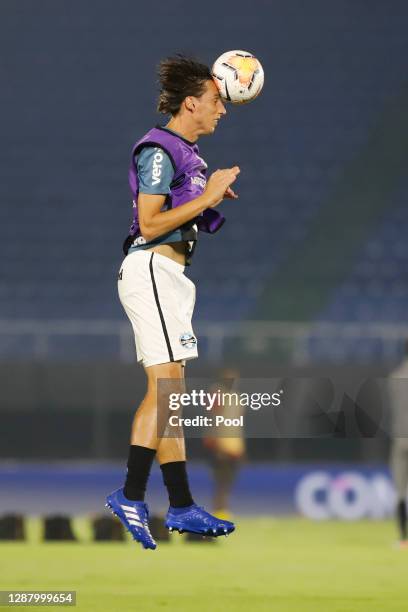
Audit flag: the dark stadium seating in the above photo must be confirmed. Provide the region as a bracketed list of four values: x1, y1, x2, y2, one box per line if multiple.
[1, 0, 408, 362]
[317, 180, 408, 324]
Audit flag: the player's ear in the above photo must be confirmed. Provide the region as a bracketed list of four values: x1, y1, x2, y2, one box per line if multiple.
[185, 96, 196, 113]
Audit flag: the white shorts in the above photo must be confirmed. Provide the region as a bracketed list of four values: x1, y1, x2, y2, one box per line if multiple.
[118, 250, 198, 367]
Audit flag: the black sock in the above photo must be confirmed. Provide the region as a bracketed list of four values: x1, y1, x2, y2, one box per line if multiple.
[123, 445, 156, 501]
[160, 461, 194, 508]
[397, 499, 407, 540]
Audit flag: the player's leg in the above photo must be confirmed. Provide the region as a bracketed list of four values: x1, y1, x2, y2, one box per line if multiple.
[106, 360, 185, 550]
[155, 363, 195, 507]
[126, 361, 191, 503]
[129, 361, 184, 449]
[157, 371, 236, 538]
[112, 358, 235, 540]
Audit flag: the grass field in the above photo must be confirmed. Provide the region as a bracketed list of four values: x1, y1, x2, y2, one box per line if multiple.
[1, 518, 407, 611]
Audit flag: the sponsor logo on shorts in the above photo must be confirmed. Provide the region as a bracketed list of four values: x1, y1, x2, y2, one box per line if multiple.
[180, 332, 197, 349]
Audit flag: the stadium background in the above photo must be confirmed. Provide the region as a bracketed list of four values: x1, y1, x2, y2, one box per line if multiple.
[1, 1, 408, 610]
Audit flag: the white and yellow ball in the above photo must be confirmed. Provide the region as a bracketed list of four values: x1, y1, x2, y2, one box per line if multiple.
[212, 50, 264, 104]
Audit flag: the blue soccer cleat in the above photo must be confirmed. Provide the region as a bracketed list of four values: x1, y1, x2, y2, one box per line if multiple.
[105, 488, 156, 550]
[165, 504, 235, 537]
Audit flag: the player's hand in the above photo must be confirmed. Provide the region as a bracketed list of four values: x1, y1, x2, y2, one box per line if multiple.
[204, 166, 240, 207]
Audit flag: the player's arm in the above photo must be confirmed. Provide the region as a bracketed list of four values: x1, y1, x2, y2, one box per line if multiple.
[139, 167, 240, 241]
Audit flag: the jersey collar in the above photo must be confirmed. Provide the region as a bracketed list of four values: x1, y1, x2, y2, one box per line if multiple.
[156, 125, 197, 146]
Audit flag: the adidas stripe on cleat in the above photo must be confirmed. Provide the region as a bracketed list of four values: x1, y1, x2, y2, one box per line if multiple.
[165, 504, 235, 537]
[105, 488, 156, 550]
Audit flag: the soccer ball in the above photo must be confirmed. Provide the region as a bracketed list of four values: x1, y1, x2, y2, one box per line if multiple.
[212, 50, 264, 104]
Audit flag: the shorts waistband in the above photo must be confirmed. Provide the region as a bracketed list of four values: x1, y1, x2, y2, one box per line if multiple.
[127, 249, 185, 273]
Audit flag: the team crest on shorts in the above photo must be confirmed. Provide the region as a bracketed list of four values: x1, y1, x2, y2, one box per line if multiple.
[179, 332, 197, 349]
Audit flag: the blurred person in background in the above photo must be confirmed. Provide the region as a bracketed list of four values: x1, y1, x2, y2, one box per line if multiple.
[389, 340, 408, 547]
[203, 368, 246, 519]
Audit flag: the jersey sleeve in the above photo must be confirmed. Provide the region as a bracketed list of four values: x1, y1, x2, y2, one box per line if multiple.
[136, 146, 175, 195]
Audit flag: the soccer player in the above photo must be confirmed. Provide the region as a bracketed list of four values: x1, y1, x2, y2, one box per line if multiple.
[106, 55, 240, 549]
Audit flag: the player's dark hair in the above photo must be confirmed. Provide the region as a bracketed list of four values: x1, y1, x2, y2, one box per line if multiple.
[157, 55, 213, 116]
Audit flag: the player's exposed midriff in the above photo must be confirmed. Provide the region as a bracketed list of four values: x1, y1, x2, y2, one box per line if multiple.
[145, 241, 188, 265]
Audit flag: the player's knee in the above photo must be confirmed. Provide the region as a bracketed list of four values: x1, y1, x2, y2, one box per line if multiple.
[145, 362, 185, 400]
[145, 361, 183, 380]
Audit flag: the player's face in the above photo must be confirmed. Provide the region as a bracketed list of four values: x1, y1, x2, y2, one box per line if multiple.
[193, 80, 227, 134]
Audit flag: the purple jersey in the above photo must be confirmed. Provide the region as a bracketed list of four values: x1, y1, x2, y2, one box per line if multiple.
[123, 126, 225, 258]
